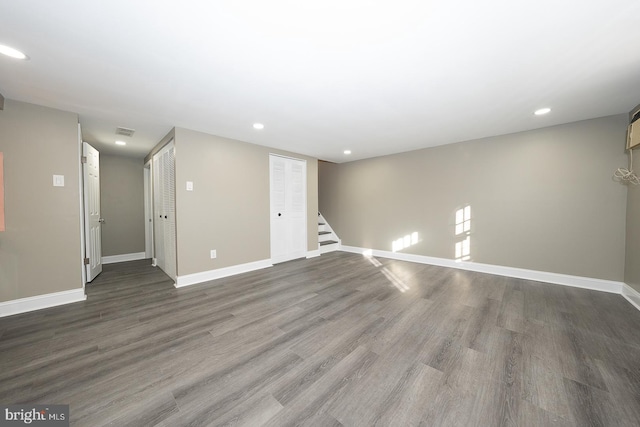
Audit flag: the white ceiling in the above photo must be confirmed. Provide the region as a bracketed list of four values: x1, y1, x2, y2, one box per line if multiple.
[1, 0, 639, 162]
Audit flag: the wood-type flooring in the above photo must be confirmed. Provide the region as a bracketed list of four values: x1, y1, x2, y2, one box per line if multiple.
[1, 252, 640, 426]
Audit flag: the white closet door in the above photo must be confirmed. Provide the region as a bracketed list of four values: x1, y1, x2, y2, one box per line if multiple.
[162, 145, 177, 280]
[153, 154, 165, 269]
[270, 154, 307, 264]
[289, 160, 306, 255]
[270, 156, 288, 262]
[153, 142, 176, 281]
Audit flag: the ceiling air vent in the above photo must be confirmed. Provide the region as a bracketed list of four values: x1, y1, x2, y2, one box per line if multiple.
[115, 127, 135, 137]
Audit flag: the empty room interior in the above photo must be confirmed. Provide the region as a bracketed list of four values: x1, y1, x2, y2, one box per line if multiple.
[2, 1, 640, 426]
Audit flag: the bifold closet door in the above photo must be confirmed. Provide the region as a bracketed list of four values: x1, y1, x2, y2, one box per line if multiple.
[270, 154, 307, 264]
[153, 142, 177, 280]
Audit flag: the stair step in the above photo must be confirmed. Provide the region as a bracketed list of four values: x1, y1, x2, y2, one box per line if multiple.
[318, 231, 331, 235]
[319, 240, 338, 246]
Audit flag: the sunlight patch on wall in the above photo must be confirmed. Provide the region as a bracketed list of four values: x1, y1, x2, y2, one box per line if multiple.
[454, 205, 472, 262]
[455, 206, 471, 235]
[455, 235, 471, 262]
[392, 231, 419, 252]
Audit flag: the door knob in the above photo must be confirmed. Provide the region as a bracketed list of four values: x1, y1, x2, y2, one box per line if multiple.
[278, 213, 282, 217]
[98, 218, 105, 224]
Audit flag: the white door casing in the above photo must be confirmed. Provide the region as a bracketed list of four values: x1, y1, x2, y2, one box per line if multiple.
[270, 154, 307, 264]
[83, 142, 102, 282]
[144, 162, 153, 260]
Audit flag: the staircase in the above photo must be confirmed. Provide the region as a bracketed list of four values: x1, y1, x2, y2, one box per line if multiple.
[318, 213, 340, 254]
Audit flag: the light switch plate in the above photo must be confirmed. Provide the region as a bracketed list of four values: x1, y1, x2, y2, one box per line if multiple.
[210, 249, 217, 259]
[186, 181, 194, 191]
[53, 175, 65, 187]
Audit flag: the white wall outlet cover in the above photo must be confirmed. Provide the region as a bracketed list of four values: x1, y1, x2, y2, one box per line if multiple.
[53, 175, 65, 187]
[210, 249, 217, 259]
[186, 181, 194, 191]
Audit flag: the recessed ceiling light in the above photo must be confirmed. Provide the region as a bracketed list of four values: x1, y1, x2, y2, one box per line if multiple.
[0, 44, 28, 60]
[253, 123, 264, 130]
[534, 108, 551, 116]
[344, 150, 352, 155]
[115, 141, 127, 146]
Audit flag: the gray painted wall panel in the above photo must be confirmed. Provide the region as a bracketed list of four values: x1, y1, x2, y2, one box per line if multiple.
[170, 128, 318, 276]
[320, 115, 629, 281]
[625, 175, 640, 292]
[100, 154, 145, 257]
[0, 100, 82, 302]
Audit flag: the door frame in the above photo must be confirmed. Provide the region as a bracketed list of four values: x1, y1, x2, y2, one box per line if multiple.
[78, 124, 87, 288]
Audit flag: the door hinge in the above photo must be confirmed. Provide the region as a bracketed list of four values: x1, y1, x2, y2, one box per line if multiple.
[81, 156, 87, 164]
[84, 257, 90, 265]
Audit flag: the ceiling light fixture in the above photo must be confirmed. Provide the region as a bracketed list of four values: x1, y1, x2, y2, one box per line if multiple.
[253, 123, 264, 130]
[344, 150, 352, 155]
[0, 44, 28, 60]
[115, 141, 127, 146]
[534, 108, 551, 116]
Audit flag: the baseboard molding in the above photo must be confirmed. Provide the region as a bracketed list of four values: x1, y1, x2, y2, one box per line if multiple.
[622, 284, 640, 311]
[0, 289, 86, 318]
[102, 252, 146, 265]
[307, 250, 321, 259]
[340, 246, 624, 295]
[176, 259, 273, 288]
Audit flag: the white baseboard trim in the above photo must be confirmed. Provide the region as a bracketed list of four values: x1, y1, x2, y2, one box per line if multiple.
[176, 259, 273, 288]
[102, 252, 146, 264]
[307, 249, 321, 259]
[622, 284, 640, 311]
[0, 289, 86, 318]
[340, 246, 624, 294]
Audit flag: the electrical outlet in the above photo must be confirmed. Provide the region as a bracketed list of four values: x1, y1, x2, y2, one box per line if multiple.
[210, 249, 217, 259]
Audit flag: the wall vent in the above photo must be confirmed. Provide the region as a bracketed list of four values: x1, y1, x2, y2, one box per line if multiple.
[115, 127, 135, 137]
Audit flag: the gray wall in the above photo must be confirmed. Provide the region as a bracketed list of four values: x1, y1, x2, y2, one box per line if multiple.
[100, 154, 145, 257]
[0, 100, 82, 302]
[173, 128, 318, 276]
[320, 115, 629, 281]
[625, 104, 640, 293]
[625, 178, 640, 292]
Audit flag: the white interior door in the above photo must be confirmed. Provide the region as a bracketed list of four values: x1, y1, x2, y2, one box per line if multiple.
[270, 154, 307, 264]
[83, 142, 102, 282]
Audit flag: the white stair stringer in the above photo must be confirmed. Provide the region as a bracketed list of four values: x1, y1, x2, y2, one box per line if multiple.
[318, 213, 341, 254]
